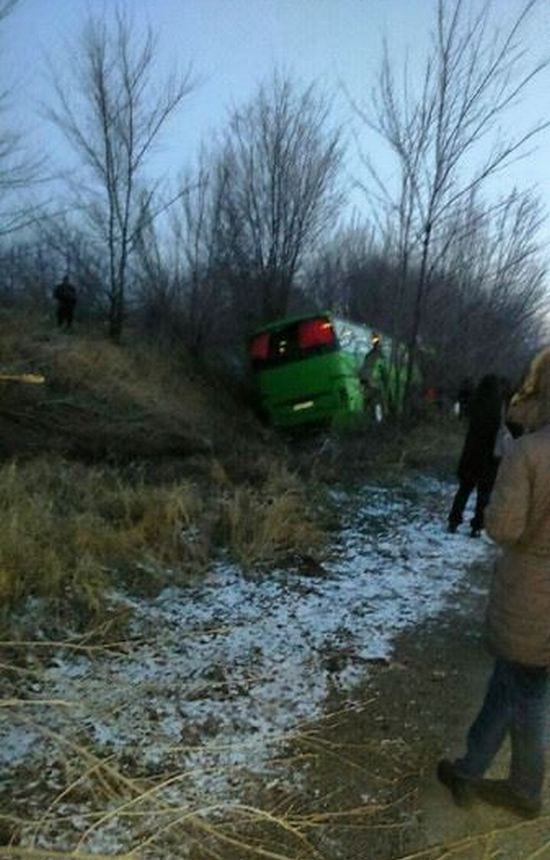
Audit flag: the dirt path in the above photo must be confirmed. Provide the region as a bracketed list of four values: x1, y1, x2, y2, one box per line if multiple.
[285, 558, 550, 860]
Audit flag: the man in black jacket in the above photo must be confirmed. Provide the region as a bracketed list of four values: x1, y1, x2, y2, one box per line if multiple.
[53, 275, 77, 330]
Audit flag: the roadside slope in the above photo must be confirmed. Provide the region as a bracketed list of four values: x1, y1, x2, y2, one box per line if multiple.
[0, 312, 266, 465]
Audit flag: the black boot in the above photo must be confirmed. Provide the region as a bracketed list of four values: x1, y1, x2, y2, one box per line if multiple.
[436, 759, 477, 808]
[475, 779, 542, 819]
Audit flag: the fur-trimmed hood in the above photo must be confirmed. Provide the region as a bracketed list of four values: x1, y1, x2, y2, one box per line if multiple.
[507, 347, 550, 431]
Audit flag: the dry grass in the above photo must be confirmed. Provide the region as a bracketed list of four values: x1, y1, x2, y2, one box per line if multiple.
[0, 308, 266, 464]
[0, 452, 325, 624]
[0, 458, 205, 612]
[41, 334, 212, 430]
[217, 462, 325, 568]
[1, 703, 548, 860]
[0, 704, 397, 859]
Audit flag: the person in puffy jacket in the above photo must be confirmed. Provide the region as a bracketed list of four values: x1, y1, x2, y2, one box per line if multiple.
[438, 347, 550, 818]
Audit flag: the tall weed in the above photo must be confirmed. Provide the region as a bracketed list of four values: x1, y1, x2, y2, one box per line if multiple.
[0, 455, 327, 620]
[0, 458, 206, 614]
[217, 462, 324, 567]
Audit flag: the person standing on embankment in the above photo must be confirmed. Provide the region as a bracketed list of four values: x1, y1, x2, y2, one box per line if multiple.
[53, 275, 77, 330]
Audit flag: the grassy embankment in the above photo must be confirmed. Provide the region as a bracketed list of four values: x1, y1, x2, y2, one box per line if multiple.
[0, 309, 464, 634]
[0, 311, 325, 631]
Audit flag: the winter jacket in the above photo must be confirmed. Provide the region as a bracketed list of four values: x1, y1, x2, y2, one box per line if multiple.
[457, 388, 501, 484]
[484, 348, 550, 666]
[54, 281, 77, 306]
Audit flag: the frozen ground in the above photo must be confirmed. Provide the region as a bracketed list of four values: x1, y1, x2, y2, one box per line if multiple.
[0, 474, 494, 856]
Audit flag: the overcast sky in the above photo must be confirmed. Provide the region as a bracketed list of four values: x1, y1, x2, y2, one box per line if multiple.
[2, 0, 550, 241]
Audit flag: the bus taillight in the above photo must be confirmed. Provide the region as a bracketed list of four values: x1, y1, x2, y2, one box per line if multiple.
[298, 318, 335, 350]
[249, 332, 270, 361]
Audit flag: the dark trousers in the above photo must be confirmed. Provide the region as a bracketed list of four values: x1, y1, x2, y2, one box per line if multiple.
[57, 302, 75, 329]
[448, 474, 495, 531]
[456, 658, 549, 800]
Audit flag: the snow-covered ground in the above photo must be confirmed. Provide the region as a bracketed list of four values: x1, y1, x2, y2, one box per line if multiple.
[1, 474, 494, 855]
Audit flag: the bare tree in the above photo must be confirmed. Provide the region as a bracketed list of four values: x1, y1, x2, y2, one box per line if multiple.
[304, 221, 381, 316]
[46, 8, 194, 339]
[175, 161, 233, 354]
[130, 156, 232, 356]
[354, 0, 550, 414]
[426, 188, 547, 382]
[303, 184, 547, 398]
[214, 74, 345, 324]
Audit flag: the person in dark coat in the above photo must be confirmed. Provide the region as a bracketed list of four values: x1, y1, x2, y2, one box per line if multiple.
[447, 374, 503, 537]
[457, 377, 474, 420]
[53, 275, 77, 330]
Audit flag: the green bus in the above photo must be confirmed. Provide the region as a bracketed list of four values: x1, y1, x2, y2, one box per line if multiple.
[248, 311, 405, 429]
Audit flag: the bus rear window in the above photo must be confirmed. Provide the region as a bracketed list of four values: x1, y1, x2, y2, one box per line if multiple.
[249, 332, 270, 361]
[250, 316, 337, 367]
[298, 318, 335, 349]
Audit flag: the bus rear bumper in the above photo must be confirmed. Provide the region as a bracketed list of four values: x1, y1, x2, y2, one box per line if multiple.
[265, 390, 363, 428]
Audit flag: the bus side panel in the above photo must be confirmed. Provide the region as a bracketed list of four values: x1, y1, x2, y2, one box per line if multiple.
[256, 351, 364, 428]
